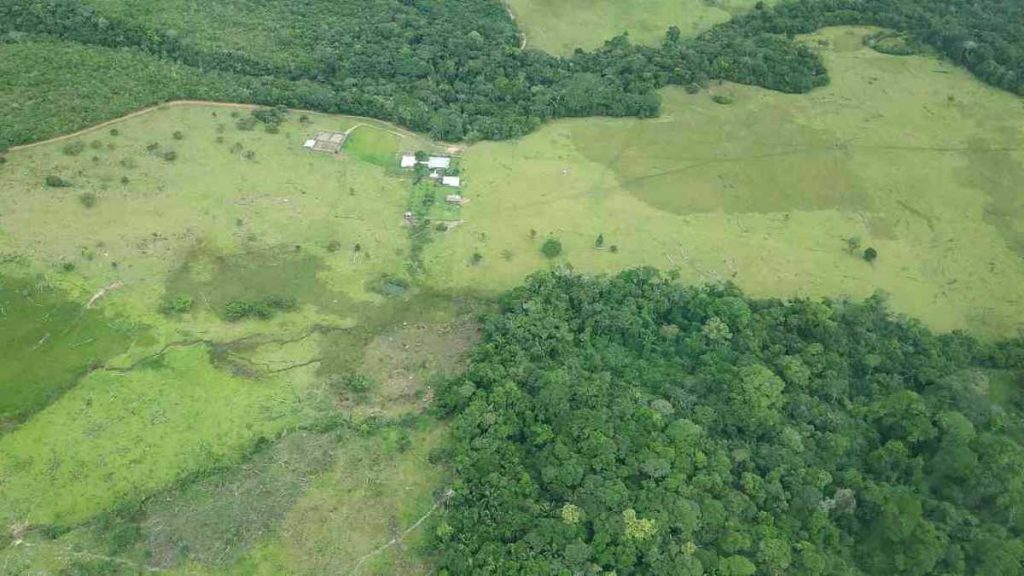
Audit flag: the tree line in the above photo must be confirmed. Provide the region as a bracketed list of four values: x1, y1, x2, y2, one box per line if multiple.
[434, 268, 1024, 575]
[2, 0, 1022, 145]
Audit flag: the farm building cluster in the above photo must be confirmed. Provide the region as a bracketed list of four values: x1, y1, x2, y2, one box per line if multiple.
[400, 154, 462, 203]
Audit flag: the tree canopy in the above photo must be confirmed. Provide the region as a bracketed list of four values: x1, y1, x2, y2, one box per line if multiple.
[4, 0, 1024, 146]
[436, 268, 1024, 575]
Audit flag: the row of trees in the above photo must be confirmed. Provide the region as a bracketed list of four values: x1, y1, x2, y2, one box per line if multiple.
[2, 0, 1021, 144]
[435, 268, 1024, 574]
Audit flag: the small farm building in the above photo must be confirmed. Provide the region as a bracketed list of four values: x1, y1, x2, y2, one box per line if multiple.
[428, 156, 451, 169]
[446, 194, 463, 204]
[400, 154, 417, 168]
[442, 176, 461, 188]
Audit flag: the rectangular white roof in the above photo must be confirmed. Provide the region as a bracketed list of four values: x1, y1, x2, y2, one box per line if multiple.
[427, 156, 451, 169]
[442, 176, 461, 187]
[303, 139, 316, 149]
[400, 154, 417, 168]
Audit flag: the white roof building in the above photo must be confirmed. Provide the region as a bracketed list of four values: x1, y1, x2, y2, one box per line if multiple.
[303, 139, 316, 149]
[441, 176, 461, 188]
[427, 156, 451, 169]
[429, 170, 441, 179]
[400, 154, 417, 168]
[446, 194, 463, 204]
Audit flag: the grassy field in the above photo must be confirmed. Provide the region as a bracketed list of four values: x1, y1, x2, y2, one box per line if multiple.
[506, 0, 772, 54]
[424, 27, 1024, 337]
[1, 24, 1023, 574]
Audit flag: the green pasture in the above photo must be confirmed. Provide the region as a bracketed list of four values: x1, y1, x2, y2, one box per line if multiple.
[507, 0, 772, 54]
[1, 24, 1023, 574]
[424, 27, 1024, 337]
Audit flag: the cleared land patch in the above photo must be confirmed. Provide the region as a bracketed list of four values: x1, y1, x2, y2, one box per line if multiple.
[423, 28, 1024, 337]
[506, 0, 772, 54]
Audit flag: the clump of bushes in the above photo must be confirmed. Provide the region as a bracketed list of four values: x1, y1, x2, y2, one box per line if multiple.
[162, 150, 177, 162]
[45, 175, 72, 187]
[223, 295, 297, 321]
[711, 93, 734, 105]
[159, 295, 194, 315]
[78, 192, 97, 208]
[62, 141, 86, 156]
[235, 116, 258, 131]
[541, 238, 563, 258]
[109, 128, 120, 136]
[172, 131, 184, 140]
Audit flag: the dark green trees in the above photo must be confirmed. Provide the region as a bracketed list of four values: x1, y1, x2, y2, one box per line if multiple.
[436, 269, 1024, 575]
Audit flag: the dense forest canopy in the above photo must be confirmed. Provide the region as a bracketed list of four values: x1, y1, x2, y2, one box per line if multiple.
[2, 0, 1023, 146]
[435, 269, 1024, 575]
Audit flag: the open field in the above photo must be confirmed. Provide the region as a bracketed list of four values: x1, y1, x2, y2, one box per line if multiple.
[1, 24, 1023, 574]
[425, 27, 1024, 337]
[506, 0, 772, 54]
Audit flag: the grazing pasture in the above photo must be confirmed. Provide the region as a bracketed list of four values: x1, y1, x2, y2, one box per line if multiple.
[425, 28, 1024, 337]
[0, 25, 1022, 574]
[507, 0, 771, 54]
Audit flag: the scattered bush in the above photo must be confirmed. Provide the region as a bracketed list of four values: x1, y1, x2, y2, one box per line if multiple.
[62, 141, 86, 156]
[846, 235, 862, 254]
[45, 175, 72, 187]
[172, 130, 184, 140]
[243, 150, 256, 160]
[595, 234, 604, 248]
[541, 238, 563, 258]
[78, 192, 97, 208]
[222, 295, 297, 321]
[864, 247, 878, 262]
[145, 142, 160, 152]
[435, 222, 449, 232]
[610, 245, 619, 253]
[89, 140, 103, 150]
[109, 128, 120, 136]
[471, 252, 483, 265]
[326, 240, 342, 252]
[236, 116, 258, 131]
[120, 176, 129, 185]
[60, 261, 75, 272]
[160, 295, 194, 315]
[711, 93, 735, 105]
[163, 150, 177, 161]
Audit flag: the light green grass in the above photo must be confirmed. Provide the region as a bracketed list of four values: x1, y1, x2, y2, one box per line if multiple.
[0, 344, 323, 527]
[507, 0, 772, 54]
[422, 27, 1024, 337]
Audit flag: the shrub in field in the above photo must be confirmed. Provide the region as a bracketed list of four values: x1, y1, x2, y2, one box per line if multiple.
[62, 141, 85, 156]
[78, 192, 97, 208]
[160, 295, 194, 315]
[45, 175, 71, 187]
[541, 238, 563, 258]
[223, 295, 297, 321]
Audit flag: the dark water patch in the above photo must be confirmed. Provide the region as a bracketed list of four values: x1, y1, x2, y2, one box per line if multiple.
[164, 245, 355, 319]
[0, 274, 149, 426]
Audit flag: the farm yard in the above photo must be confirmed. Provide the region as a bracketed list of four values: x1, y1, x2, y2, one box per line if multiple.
[0, 14, 1023, 576]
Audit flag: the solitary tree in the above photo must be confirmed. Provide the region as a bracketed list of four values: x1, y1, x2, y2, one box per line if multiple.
[541, 238, 563, 258]
[595, 234, 604, 248]
[864, 247, 878, 262]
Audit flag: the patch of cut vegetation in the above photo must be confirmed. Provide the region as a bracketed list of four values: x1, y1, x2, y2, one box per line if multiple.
[228, 419, 448, 576]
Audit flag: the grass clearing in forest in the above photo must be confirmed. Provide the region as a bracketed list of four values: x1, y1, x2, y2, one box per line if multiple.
[506, 0, 771, 54]
[1, 24, 1023, 575]
[423, 27, 1024, 338]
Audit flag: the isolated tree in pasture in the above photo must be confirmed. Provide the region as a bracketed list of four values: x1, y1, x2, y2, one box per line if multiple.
[541, 238, 563, 258]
